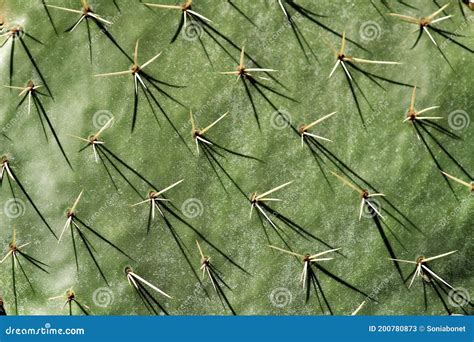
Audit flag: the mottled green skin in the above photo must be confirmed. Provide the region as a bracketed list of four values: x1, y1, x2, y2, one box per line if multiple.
[0, 0, 472, 315]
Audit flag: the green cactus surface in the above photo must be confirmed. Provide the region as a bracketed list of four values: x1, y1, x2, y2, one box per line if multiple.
[0, 0, 473, 316]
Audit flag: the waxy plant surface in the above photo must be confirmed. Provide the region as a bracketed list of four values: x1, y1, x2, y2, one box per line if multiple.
[0, 0, 472, 315]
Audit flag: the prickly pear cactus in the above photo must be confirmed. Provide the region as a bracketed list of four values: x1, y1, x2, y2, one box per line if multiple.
[0, 0, 473, 316]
